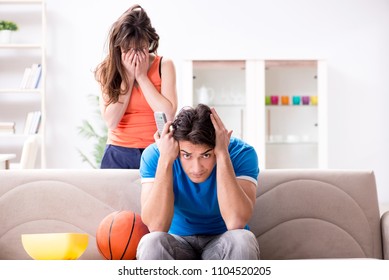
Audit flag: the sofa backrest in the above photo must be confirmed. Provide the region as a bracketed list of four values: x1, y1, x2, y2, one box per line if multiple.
[0, 169, 383, 260]
[250, 169, 383, 259]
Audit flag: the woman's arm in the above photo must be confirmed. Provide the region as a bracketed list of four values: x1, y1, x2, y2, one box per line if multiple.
[135, 51, 178, 121]
[99, 86, 132, 130]
[100, 50, 136, 130]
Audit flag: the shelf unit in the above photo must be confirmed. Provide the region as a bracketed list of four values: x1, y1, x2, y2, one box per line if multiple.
[0, 0, 46, 168]
[190, 60, 246, 139]
[264, 61, 320, 168]
[182, 59, 327, 169]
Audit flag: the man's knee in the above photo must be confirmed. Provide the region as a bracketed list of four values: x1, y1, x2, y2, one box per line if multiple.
[223, 229, 260, 260]
[228, 229, 257, 242]
[136, 232, 171, 260]
[139, 232, 167, 247]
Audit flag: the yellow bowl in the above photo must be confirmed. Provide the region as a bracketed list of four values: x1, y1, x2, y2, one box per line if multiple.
[21, 233, 89, 260]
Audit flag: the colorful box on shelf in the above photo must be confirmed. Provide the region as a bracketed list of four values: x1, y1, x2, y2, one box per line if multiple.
[302, 96, 310, 105]
[265, 95, 318, 106]
[265, 96, 271, 105]
[311, 95, 318, 105]
[292, 96, 301, 105]
[281, 96, 289, 105]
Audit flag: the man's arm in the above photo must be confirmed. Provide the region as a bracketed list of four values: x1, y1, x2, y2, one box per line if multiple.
[210, 107, 256, 230]
[140, 122, 178, 232]
[140, 160, 174, 232]
[216, 152, 256, 230]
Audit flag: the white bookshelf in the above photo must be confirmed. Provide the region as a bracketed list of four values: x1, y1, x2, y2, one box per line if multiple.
[0, 0, 46, 168]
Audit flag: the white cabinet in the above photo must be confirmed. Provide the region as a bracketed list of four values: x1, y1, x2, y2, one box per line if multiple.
[0, 0, 46, 168]
[183, 59, 327, 169]
[190, 60, 246, 139]
[265, 60, 319, 168]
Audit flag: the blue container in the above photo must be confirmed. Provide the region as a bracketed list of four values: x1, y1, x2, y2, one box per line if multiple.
[292, 96, 301, 105]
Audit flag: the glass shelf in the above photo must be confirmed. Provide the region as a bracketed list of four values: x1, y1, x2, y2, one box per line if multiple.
[0, 0, 43, 4]
[0, 44, 42, 49]
[265, 104, 317, 107]
[266, 141, 318, 145]
[0, 88, 41, 93]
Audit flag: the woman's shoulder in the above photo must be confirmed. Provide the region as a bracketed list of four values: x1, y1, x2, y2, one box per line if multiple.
[160, 56, 175, 67]
[159, 56, 176, 77]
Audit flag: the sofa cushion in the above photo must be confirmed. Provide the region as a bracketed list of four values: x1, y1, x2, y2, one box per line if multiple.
[0, 169, 141, 260]
[250, 169, 382, 259]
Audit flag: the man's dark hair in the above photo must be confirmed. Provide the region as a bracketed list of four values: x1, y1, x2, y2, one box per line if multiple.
[172, 104, 216, 148]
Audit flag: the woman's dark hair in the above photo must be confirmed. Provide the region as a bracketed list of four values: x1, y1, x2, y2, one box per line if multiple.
[113, 4, 159, 53]
[94, 4, 159, 105]
[172, 104, 216, 148]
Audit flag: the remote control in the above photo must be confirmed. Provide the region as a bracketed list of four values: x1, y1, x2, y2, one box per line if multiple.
[154, 112, 167, 136]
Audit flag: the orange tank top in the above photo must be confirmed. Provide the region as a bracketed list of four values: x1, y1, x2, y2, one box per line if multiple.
[108, 56, 162, 148]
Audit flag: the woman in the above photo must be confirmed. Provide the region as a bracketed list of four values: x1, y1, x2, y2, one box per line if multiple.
[95, 4, 177, 169]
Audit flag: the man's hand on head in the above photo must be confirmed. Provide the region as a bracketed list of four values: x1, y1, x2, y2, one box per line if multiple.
[155, 121, 179, 162]
[210, 107, 232, 156]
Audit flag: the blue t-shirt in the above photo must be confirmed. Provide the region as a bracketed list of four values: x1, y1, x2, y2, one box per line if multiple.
[140, 137, 259, 236]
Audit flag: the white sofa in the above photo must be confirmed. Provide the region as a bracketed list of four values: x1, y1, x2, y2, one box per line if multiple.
[0, 169, 388, 259]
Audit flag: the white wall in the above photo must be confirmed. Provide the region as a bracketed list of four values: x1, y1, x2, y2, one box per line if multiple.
[44, 0, 389, 203]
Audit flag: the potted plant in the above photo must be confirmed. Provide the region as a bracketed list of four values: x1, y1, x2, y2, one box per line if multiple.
[0, 20, 18, 43]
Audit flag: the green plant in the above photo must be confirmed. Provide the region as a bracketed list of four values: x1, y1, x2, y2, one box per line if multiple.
[0, 20, 18, 31]
[77, 94, 107, 169]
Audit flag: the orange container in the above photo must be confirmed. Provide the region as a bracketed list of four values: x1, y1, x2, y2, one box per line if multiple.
[281, 96, 289, 105]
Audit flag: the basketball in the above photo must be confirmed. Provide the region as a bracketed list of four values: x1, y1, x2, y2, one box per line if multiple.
[96, 210, 149, 260]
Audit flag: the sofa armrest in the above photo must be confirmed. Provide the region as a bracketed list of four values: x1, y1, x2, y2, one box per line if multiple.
[381, 211, 389, 259]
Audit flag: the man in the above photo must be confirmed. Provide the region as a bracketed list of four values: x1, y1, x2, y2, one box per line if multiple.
[137, 104, 260, 260]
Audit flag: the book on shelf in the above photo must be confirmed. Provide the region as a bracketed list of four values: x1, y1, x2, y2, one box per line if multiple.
[20, 63, 42, 89]
[0, 121, 15, 134]
[19, 67, 32, 89]
[23, 111, 41, 135]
